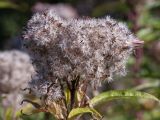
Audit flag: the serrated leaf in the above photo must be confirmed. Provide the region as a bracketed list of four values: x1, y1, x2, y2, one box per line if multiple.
[90, 90, 160, 107]
[68, 107, 102, 120]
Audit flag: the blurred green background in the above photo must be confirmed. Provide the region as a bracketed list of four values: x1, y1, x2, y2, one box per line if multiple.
[0, 0, 160, 120]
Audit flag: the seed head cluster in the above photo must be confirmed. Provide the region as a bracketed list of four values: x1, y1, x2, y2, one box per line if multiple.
[0, 50, 34, 93]
[23, 9, 136, 100]
[0, 50, 34, 113]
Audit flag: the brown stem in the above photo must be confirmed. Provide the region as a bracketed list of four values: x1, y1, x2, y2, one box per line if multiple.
[70, 81, 76, 110]
[70, 75, 80, 110]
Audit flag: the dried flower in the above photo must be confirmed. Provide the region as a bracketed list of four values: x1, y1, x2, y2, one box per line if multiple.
[0, 50, 35, 118]
[23, 9, 140, 98]
[23, 9, 138, 87]
[22, 9, 145, 119]
[0, 50, 34, 93]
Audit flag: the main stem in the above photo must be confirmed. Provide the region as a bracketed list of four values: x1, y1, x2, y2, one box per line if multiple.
[70, 81, 76, 110]
[69, 75, 80, 111]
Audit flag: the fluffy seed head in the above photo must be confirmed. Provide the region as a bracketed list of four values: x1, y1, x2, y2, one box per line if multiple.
[23, 9, 136, 88]
[0, 50, 34, 93]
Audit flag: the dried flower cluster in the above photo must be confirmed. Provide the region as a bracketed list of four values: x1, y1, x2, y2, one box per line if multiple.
[0, 50, 34, 93]
[23, 9, 138, 103]
[0, 50, 35, 116]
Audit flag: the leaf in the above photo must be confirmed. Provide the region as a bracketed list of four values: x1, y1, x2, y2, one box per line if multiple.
[68, 107, 102, 120]
[65, 88, 71, 105]
[146, 1, 160, 9]
[16, 100, 43, 118]
[133, 81, 160, 90]
[90, 90, 160, 107]
[16, 103, 36, 117]
[136, 28, 160, 42]
[0, 1, 18, 9]
[5, 108, 13, 120]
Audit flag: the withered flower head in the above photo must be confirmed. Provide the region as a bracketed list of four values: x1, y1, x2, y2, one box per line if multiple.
[0, 50, 35, 115]
[0, 50, 34, 93]
[23, 9, 140, 94]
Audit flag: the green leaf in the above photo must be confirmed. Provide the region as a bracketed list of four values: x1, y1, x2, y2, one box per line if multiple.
[90, 90, 160, 107]
[136, 28, 160, 42]
[5, 108, 13, 120]
[16, 103, 33, 117]
[0, 1, 18, 9]
[133, 81, 160, 90]
[68, 107, 102, 119]
[65, 88, 71, 105]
